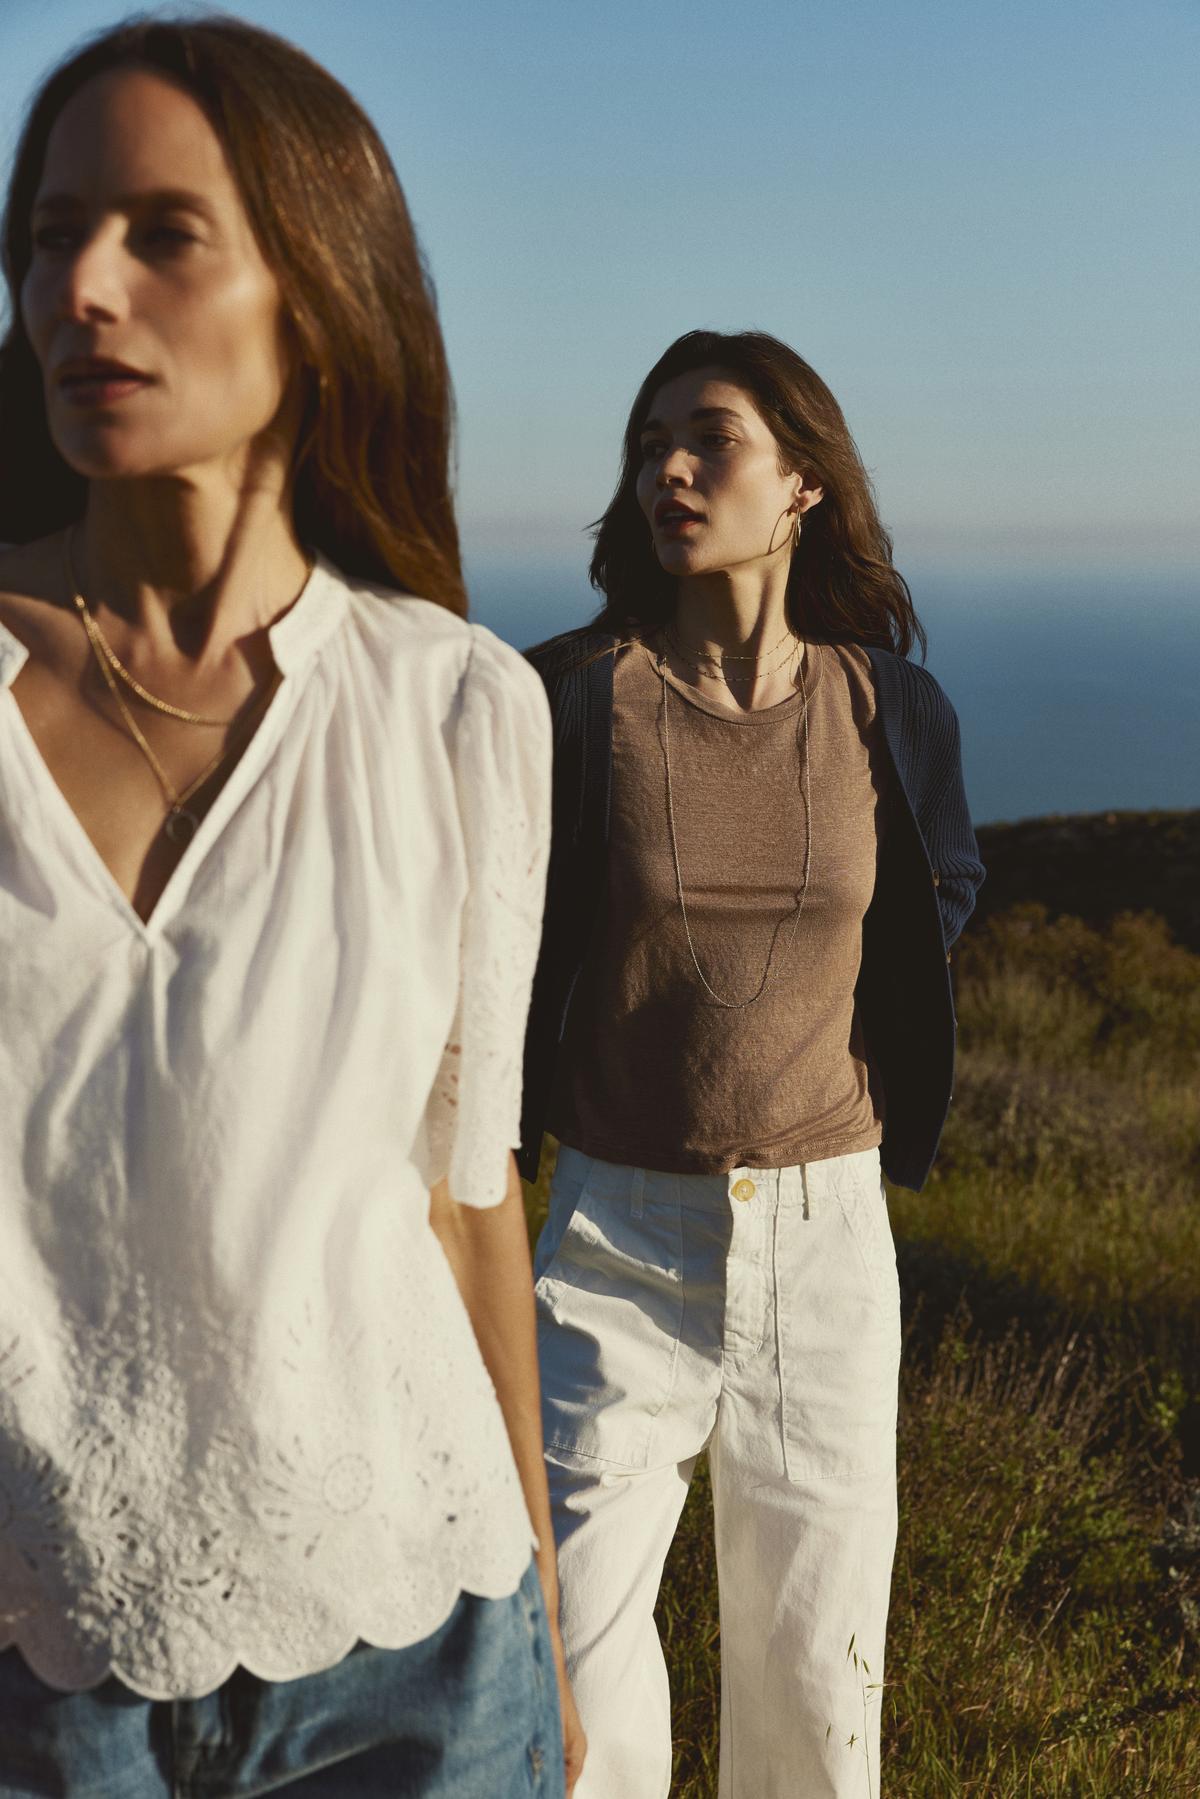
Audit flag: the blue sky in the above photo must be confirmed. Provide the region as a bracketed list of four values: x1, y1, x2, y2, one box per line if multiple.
[2, 0, 1197, 585]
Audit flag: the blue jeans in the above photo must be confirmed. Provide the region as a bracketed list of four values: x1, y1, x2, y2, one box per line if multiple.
[0, 1561, 563, 1798]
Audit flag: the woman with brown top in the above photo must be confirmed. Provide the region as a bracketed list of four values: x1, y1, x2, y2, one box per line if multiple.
[520, 330, 984, 1798]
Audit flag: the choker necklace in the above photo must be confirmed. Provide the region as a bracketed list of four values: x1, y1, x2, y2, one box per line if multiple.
[667, 622, 793, 665]
[665, 629, 802, 686]
[657, 642, 814, 1008]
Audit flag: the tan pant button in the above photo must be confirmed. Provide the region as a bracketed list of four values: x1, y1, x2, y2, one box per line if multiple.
[731, 1178, 756, 1202]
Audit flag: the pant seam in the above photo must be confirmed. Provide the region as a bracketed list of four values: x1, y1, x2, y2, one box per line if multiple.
[771, 1204, 790, 1483]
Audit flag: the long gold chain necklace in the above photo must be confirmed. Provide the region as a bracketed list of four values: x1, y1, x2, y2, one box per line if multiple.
[658, 645, 814, 1009]
[65, 536, 278, 846]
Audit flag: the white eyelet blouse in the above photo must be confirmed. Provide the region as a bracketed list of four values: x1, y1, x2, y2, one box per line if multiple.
[0, 558, 551, 1699]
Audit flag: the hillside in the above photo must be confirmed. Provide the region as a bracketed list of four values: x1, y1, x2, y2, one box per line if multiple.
[973, 808, 1200, 950]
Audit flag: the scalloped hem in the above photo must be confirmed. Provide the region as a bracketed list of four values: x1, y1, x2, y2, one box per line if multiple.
[0, 1549, 537, 1700]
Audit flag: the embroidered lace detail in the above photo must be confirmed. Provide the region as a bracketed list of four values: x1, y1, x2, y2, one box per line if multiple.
[425, 628, 552, 1207]
[0, 613, 551, 1697]
[0, 1265, 531, 1697]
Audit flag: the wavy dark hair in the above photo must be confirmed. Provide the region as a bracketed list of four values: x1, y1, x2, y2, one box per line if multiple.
[0, 13, 465, 613]
[590, 329, 924, 658]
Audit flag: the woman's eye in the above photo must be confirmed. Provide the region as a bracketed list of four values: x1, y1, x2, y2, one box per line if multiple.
[704, 433, 735, 448]
[640, 441, 666, 461]
[145, 225, 198, 248]
[32, 226, 81, 252]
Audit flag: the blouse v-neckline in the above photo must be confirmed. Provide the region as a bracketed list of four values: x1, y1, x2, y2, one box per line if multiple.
[0, 568, 552, 1699]
[0, 559, 348, 940]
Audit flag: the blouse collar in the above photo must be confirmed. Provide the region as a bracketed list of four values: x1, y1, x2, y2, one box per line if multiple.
[0, 623, 27, 690]
[266, 554, 350, 676]
[0, 553, 350, 693]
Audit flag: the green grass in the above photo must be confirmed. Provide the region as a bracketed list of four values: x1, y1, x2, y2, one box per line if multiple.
[894, 907, 1200, 1465]
[525, 905, 1200, 1795]
[654, 1325, 1200, 1796]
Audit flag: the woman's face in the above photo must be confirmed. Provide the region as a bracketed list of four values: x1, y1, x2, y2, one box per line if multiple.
[22, 67, 294, 486]
[635, 366, 812, 579]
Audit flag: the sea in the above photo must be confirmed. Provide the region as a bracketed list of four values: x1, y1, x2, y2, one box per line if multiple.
[463, 559, 1199, 829]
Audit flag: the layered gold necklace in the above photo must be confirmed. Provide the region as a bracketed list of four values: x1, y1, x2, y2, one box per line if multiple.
[655, 626, 815, 1009]
[65, 533, 280, 846]
[665, 622, 802, 686]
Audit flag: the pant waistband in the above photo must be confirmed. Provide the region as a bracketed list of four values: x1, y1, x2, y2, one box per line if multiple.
[554, 1145, 881, 1215]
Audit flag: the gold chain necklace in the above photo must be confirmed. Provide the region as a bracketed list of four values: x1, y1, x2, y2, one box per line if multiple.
[668, 622, 793, 663]
[665, 628, 802, 685]
[66, 534, 235, 728]
[66, 537, 279, 845]
[657, 645, 814, 1009]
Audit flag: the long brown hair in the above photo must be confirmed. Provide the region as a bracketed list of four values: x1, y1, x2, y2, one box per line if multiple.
[590, 329, 924, 658]
[0, 13, 466, 613]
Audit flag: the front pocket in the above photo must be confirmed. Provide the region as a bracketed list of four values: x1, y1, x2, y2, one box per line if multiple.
[531, 1161, 589, 1285]
[773, 1186, 900, 1483]
[535, 1171, 684, 1469]
[835, 1171, 901, 1310]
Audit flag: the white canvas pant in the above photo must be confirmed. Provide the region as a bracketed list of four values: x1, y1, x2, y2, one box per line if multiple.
[534, 1145, 901, 1799]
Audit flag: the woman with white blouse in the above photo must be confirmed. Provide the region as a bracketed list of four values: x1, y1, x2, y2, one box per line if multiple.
[0, 16, 582, 1797]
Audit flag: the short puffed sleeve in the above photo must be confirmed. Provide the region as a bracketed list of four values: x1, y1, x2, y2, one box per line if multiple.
[423, 625, 552, 1206]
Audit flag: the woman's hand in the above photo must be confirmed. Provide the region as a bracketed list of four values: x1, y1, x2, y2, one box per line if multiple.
[535, 1546, 586, 1792]
[429, 1159, 587, 1792]
[548, 1613, 588, 1795]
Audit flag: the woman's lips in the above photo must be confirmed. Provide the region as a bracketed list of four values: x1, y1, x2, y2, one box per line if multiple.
[56, 359, 155, 407]
[654, 500, 704, 536]
[59, 373, 153, 407]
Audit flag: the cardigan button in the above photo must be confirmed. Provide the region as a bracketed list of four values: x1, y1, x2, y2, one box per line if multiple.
[931, 868, 941, 886]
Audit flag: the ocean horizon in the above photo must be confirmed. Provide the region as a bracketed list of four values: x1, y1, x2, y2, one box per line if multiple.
[463, 558, 1198, 830]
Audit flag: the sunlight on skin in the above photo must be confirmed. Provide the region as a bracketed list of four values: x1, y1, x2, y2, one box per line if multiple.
[634, 367, 825, 712]
[21, 65, 305, 656]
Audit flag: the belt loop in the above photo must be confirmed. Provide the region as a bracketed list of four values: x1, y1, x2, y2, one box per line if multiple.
[801, 1163, 810, 1221]
[630, 1167, 645, 1220]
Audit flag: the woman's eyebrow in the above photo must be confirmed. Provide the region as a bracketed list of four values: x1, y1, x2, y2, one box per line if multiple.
[30, 193, 85, 218]
[32, 187, 218, 220]
[640, 406, 745, 435]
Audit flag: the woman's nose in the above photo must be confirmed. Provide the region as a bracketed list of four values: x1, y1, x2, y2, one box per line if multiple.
[55, 231, 128, 325]
[656, 447, 692, 486]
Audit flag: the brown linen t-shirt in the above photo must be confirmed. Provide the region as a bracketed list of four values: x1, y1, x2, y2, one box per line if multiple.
[546, 638, 886, 1173]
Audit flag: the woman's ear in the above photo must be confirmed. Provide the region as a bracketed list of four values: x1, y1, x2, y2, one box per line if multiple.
[793, 476, 825, 517]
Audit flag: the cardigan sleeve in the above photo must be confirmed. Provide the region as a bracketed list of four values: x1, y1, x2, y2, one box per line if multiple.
[423, 626, 552, 1206]
[907, 665, 985, 949]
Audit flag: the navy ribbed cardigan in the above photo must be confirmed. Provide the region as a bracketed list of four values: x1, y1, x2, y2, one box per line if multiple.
[517, 630, 985, 1192]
